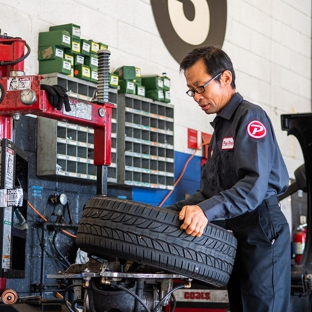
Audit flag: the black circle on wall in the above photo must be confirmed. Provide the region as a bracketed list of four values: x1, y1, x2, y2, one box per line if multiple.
[151, 0, 227, 64]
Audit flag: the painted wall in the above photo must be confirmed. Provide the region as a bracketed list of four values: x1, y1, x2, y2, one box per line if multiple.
[0, 0, 311, 187]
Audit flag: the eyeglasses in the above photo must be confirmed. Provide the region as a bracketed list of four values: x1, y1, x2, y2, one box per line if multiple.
[186, 72, 222, 97]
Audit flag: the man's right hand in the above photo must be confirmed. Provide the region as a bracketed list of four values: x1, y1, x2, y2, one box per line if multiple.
[179, 205, 208, 237]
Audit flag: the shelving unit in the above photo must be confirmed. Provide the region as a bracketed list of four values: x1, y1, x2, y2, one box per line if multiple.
[37, 73, 117, 182]
[117, 93, 174, 189]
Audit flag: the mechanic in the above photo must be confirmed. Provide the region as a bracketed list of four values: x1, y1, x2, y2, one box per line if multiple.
[167, 46, 290, 312]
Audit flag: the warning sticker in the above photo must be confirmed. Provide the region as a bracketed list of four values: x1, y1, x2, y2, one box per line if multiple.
[7, 77, 31, 91]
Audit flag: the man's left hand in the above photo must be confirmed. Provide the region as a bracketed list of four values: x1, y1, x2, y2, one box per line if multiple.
[179, 205, 208, 237]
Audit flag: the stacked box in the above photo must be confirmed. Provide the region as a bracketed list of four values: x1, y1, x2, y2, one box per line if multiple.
[164, 90, 171, 103]
[99, 42, 108, 50]
[39, 58, 71, 75]
[50, 23, 81, 39]
[81, 39, 91, 56]
[65, 38, 81, 55]
[74, 55, 84, 66]
[64, 54, 74, 66]
[114, 66, 136, 80]
[38, 25, 109, 79]
[145, 90, 164, 101]
[141, 75, 164, 90]
[39, 30, 71, 48]
[135, 67, 141, 78]
[119, 80, 135, 94]
[38, 46, 64, 61]
[89, 40, 100, 53]
[74, 65, 90, 81]
[136, 85, 145, 97]
[90, 68, 98, 83]
[110, 74, 119, 89]
[161, 75, 170, 91]
[84, 53, 98, 69]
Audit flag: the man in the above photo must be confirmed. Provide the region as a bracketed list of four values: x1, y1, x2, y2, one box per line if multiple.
[168, 46, 290, 312]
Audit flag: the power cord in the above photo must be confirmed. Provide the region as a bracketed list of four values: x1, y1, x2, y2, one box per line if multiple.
[158, 142, 209, 207]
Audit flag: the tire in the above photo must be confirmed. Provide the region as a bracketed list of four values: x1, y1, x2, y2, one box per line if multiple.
[76, 196, 237, 287]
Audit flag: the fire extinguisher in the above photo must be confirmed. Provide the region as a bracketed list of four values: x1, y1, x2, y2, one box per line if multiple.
[293, 224, 307, 265]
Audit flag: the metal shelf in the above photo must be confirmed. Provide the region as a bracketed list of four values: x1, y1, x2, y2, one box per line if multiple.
[37, 73, 117, 182]
[117, 93, 174, 190]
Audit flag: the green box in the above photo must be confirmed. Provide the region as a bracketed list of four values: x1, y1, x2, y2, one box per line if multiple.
[84, 53, 98, 69]
[134, 77, 142, 85]
[145, 89, 164, 101]
[135, 67, 141, 78]
[65, 39, 81, 55]
[109, 74, 119, 88]
[89, 40, 100, 53]
[74, 55, 84, 66]
[161, 76, 170, 91]
[90, 68, 98, 83]
[39, 30, 71, 48]
[119, 80, 135, 94]
[50, 23, 81, 39]
[114, 66, 136, 80]
[81, 39, 91, 56]
[64, 54, 74, 66]
[99, 42, 109, 50]
[164, 90, 171, 103]
[136, 85, 145, 97]
[68, 67, 74, 78]
[38, 45, 64, 61]
[74, 64, 91, 81]
[141, 75, 164, 90]
[39, 58, 71, 75]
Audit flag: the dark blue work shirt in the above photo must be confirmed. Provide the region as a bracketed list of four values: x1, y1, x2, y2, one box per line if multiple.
[170, 93, 289, 221]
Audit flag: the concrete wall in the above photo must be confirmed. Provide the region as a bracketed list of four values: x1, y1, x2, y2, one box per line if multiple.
[0, 0, 311, 180]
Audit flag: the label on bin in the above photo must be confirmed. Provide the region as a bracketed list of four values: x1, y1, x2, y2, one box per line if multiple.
[62, 35, 71, 45]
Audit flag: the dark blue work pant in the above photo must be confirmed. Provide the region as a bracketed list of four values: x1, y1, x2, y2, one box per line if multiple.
[225, 196, 291, 312]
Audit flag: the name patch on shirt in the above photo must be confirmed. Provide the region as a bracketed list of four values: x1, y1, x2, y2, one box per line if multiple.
[247, 120, 267, 139]
[221, 137, 234, 150]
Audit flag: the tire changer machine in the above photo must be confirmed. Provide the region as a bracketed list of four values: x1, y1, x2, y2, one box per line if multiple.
[0, 31, 192, 312]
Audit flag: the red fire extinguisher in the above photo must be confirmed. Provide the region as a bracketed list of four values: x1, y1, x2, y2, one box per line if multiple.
[293, 225, 307, 265]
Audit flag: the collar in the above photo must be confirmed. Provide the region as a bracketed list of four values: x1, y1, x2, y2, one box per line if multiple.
[210, 92, 243, 128]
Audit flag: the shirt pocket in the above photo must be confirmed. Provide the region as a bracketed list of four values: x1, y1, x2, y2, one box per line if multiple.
[218, 150, 237, 189]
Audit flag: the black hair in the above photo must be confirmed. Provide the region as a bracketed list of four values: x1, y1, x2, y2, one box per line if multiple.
[180, 46, 236, 89]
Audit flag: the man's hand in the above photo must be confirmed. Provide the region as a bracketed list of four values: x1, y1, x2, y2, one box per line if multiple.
[179, 205, 208, 237]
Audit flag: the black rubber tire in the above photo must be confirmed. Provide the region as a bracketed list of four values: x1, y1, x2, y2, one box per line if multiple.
[76, 196, 237, 287]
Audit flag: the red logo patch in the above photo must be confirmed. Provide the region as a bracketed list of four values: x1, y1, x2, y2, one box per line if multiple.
[247, 120, 267, 139]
